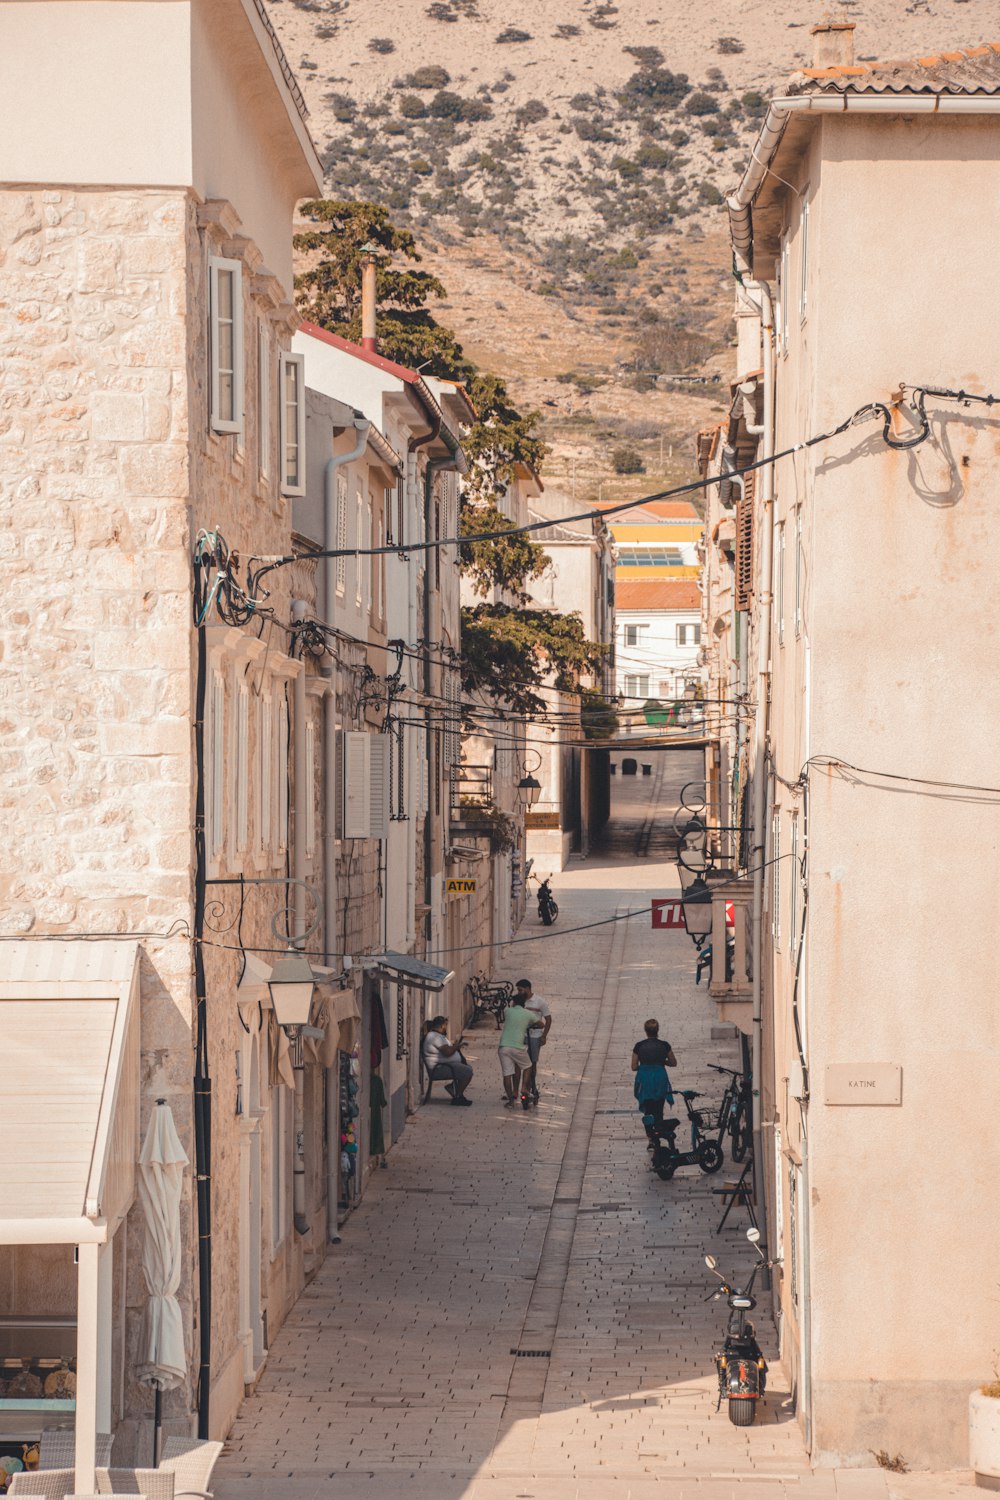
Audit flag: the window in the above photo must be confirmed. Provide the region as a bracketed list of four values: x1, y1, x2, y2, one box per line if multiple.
[355, 493, 363, 607]
[257, 694, 272, 856]
[209, 258, 243, 434]
[278, 352, 305, 495]
[778, 238, 790, 354]
[365, 494, 373, 612]
[373, 506, 383, 620]
[338, 730, 390, 839]
[234, 684, 249, 854]
[794, 507, 803, 638]
[771, 812, 781, 944]
[257, 322, 271, 481]
[624, 674, 649, 699]
[776, 522, 786, 647]
[208, 672, 226, 858]
[335, 473, 348, 593]
[276, 689, 289, 852]
[676, 623, 701, 647]
[305, 719, 316, 858]
[623, 623, 647, 647]
[270, 1084, 288, 1251]
[799, 197, 810, 321]
[618, 548, 684, 567]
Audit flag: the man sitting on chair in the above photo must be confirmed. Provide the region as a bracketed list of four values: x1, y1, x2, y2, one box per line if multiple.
[422, 1016, 474, 1106]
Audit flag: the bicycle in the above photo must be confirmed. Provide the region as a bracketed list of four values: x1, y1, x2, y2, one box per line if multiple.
[708, 1062, 752, 1162]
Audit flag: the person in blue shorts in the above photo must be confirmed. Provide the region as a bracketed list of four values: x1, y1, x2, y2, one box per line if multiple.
[631, 1018, 676, 1145]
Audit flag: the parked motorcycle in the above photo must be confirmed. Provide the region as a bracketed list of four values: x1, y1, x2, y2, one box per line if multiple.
[705, 1228, 771, 1426]
[536, 876, 559, 926]
[649, 1089, 724, 1178]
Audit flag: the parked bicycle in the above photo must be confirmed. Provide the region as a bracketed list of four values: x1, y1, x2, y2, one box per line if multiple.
[708, 1062, 752, 1162]
[465, 973, 514, 1029]
[649, 1089, 725, 1179]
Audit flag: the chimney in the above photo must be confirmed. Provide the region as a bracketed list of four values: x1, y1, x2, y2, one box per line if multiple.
[360, 243, 378, 353]
[810, 15, 856, 68]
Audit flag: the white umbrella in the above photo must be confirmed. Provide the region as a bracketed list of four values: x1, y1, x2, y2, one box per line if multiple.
[138, 1099, 189, 1463]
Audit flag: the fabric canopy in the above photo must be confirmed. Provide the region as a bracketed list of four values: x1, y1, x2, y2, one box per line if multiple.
[137, 1101, 188, 1392]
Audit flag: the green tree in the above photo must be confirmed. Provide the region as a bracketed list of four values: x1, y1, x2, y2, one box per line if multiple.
[460, 604, 607, 716]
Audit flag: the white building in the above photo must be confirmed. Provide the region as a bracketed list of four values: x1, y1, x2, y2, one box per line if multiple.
[615, 580, 702, 731]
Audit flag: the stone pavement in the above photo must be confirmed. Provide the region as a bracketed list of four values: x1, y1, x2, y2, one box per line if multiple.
[215, 754, 973, 1500]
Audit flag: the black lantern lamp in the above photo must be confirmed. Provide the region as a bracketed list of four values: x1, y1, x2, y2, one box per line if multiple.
[267, 951, 316, 1036]
[517, 773, 542, 807]
[680, 875, 714, 941]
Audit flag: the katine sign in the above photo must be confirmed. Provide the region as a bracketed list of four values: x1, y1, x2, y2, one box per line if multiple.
[824, 1063, 902, 1106]
[651, 899, 735, 930]
[446, 878, 477, 895]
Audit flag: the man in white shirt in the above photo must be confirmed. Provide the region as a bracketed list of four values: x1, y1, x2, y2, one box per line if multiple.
[422, 1016, 473, 1105]
[515, 979, 551, 1102]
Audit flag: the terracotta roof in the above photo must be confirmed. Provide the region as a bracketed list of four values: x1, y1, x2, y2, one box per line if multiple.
[789, 42, 1000, 95]
[616, 581, 701, 611]
[602, 500, 700, 523]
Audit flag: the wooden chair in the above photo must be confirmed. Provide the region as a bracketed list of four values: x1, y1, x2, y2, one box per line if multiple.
[40, 1434, 114, 1472]
[419, 1046, 456, 1103]
[157, 1439, 222, 1499]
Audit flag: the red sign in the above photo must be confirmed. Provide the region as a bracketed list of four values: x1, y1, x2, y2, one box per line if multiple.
[651, 898, 735, 930]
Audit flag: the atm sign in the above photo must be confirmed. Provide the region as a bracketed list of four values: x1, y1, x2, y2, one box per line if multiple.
[446, 878, 477, 895]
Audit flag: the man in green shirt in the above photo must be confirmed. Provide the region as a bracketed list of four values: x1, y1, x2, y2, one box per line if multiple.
[499, 996, 537, 1105]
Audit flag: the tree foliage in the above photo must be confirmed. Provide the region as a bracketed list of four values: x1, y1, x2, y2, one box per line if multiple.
[461, 605, 607, 716]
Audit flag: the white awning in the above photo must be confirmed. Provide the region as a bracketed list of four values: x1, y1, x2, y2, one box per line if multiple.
[0, 940, 142, 1245]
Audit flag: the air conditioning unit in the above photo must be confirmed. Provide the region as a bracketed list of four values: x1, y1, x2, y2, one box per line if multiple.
[336, 730, 390, 840]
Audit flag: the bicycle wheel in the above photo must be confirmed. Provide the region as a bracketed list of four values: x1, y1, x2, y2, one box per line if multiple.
[698, 1140, 724, 1174]
[731, 1101, 751, 1162]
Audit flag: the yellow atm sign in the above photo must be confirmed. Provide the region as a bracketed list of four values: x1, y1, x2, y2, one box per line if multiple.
[446, 878, 477, 895]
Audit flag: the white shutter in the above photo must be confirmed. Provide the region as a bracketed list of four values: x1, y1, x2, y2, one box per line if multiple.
[260, 695, 273, 854]
[277, 690, 289, 851]
[209, 257, 244, 435]
[278, 351, 305, 495]
[341, 729, 371, 839]
[369, 736, 390, 840]
[209, 672, 225, 857]
[235, 685, 249, 853]
[305, 719, 316, 857]
[257, 321, 270, 480]
[355, 494, 363, 606]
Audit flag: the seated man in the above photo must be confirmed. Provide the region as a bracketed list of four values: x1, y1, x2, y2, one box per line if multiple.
[422, 1016, 474, 1106]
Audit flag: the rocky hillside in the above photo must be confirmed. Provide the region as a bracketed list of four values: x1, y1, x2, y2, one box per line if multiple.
[268, 0, 998, 498]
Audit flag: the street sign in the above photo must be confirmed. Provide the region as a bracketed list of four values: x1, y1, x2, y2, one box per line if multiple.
[652, 898, 735, 929]
[651, 900, 685, 929]
[446, 878, 477, 895]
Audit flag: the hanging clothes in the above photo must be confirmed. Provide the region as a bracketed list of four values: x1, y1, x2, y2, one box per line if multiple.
[370, 1072, 387, 1157]
[370, 987, 390, 1070]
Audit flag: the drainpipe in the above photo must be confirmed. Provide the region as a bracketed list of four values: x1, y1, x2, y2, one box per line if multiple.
[746, 280, 775, 1287]
[322, 420, 369, 1241]
[406, 420, 440, 961]
[290, 600, 311, 1239]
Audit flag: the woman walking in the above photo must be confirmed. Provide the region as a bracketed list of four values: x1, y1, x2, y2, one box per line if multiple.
[631, 1019, 676, 1145]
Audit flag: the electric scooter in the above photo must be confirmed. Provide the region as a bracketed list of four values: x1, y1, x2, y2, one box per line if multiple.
[705, 1227, 771, 1426]
[648, 1090, 724, 1178]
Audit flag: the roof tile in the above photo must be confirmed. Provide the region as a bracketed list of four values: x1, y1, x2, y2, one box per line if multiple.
[790, 40, 1000, 95]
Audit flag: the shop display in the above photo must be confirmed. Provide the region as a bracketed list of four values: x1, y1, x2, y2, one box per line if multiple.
[0, 1318, 77, 1475]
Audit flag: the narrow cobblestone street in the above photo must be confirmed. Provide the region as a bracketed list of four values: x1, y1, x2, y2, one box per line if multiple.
[215, 756, 971, 1500]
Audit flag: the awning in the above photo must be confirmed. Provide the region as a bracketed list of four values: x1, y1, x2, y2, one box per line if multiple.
[368, 951, 454, 992]
[0, 940, 141, 1245]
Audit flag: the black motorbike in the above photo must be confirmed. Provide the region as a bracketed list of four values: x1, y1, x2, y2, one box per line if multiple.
[536, 876, 559, 925]
[648, 1090, 724, 1178]
[705, 1228, 771, 1426]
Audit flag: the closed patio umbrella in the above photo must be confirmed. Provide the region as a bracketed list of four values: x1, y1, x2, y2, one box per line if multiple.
[138, 1100, 189, 1464]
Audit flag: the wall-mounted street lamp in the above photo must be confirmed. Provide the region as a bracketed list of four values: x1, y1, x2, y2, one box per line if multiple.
[679, 873, 714, 941]
[517, 773, 542, 807]
[267, 951, 317, 1036]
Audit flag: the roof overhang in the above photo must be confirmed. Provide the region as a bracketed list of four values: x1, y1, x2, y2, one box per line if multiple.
[0, 940, 142, 1246]
[354, 951, 455, 992]
[728, 90, 1000, 274]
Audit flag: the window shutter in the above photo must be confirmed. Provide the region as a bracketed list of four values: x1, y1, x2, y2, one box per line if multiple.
[336, 473, 348, 591]
[277, 691, 289, 850]
[235, 686, 249, 852]
[278, 352, 305, 496]
[305, 719, 316, 857]
[209, 673, 226, 856]
[209, 258, 244, 435]
[734, 472, 755, 611]
[369, 736, 390, 840]
[341, 730, 371, 838]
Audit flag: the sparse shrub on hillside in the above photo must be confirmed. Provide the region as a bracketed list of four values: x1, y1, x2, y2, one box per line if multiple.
[570, 92, 598, 112]
[634, 143, 673, 169]
[623, 45, 663, 68]
[429, 89, 493, 121]
[612, 445, 645, 474]
[515, 99, 549, 125]
[685, 90, 720, 115]
[497, 27, 531, 43]
[555, 23, 580, 37]
[573, 117, 615, 143]
[742, 89, 767, 116]
[427, 2, 458, 19]
[383, 118, 408, 135]
[630, 372, 656, 393]
[369, 37, 395, 53]
[589, 4, 618, 29]
[634, 319, 711, 373]
[399, 94, 427, 119]
[326, 92, 357, 122]
[611, 155, 641, 180]
[670, 128, 690, 146]
[699, 180, 724, 205]
[717, 35, 745, 54]
[705, 66, 726, 89]
[404, 64, 451, 88]
[410, 156, 433, 176]
[618, 68, 690, 111]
